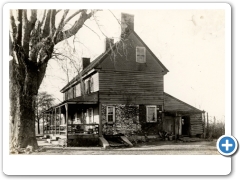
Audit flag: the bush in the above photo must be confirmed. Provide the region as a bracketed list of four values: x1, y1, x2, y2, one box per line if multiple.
[207, 122, 225, 139]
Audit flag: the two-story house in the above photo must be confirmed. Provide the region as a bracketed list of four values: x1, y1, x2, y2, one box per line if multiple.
[42, 13, 204, 147]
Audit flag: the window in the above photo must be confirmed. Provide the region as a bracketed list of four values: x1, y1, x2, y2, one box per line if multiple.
[90, 78, 94, 93]
[87, 108, 93, 123]
[68, 88, 73, 99]
[107, 106, 115, 123]
[84, 79, 91, 94]
[73, 86, 76, 98]
[146, 105, 157, 122]
[136, 47, 146, 63]
[63, 93, 66, 101]
[76, 83, 81, 97]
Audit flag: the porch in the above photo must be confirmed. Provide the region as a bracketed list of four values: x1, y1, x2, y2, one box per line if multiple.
[42, 93, 101, 147]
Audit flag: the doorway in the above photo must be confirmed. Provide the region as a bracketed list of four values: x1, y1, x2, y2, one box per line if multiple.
[182, 116, 190, 136]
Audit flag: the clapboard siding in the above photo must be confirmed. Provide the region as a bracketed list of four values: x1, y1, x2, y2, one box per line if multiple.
[99, 71, 164, 104]
[98, 33, 166, 73]
[164, 92, 202, 113]
[190, 114, 204, 136]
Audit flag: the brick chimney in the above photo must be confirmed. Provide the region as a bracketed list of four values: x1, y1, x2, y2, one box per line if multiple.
[105, 38, 114, 51]
[121, 13, 134, 37]
[82, 57, 90, 70]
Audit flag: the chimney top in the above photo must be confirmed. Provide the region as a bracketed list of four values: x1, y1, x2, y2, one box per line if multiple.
[121, 13, 134, 37]
[82, 57, 90, 70]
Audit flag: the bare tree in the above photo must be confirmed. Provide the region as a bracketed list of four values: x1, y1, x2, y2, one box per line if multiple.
[9, 9, 99, 151]
[35, 91, 55, 134]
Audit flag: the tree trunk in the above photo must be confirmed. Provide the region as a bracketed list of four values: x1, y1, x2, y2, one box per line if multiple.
[10, 61, 38, 150]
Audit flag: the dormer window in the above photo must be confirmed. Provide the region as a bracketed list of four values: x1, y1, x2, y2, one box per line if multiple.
[136, 47, 146, 63]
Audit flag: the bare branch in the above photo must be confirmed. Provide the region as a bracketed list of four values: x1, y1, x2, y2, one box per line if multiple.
[56, 9, 61, 14]
[55, 10, 98, 44]
[108, 9, 121, 25]
[53, 9, 69, 42]
[22, 10, 30, 55]
[16, 10, 23, 45]
[83, 24, 100, 39]
[41, 10, 51, 38]
[29, 10, 37, 24]
[63, 10, 84, 26]
[40, 9, 46, 27]
[92, 11, 108, 37]
[10, 10, 17, 42]
[50, 9, 56, 37]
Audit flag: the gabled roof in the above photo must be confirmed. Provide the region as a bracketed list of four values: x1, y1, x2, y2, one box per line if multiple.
[60, 30, 169, 92]
[164, 92, 203, 114]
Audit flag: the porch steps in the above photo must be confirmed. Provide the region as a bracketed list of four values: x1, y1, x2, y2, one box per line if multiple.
[108, 140, 127, 147]
[99, 137, 110, 149]
[120, 136, 133, 147]
[104, 135, 130, 148]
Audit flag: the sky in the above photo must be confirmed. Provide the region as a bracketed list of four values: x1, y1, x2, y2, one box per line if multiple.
[40, 9, 225, 122]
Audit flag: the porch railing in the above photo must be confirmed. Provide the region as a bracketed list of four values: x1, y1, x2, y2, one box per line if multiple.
[44, 124, 99, 135]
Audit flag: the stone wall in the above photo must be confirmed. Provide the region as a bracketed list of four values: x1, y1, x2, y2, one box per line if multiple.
[101, 104, 141, 135]
[101, 104, 163, 136]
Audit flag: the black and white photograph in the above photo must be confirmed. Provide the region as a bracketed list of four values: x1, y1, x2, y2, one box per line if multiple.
[3, 2, 233, 176]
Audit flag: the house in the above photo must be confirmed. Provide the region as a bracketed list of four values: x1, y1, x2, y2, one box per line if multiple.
[42, 13, 204, 147]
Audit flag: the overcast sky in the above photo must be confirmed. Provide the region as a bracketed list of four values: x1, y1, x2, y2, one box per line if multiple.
[40, 9, 225, 122]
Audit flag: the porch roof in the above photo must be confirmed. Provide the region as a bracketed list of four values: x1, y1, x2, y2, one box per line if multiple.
[42, 92, 98, 114]
[164, 92, 204, 115]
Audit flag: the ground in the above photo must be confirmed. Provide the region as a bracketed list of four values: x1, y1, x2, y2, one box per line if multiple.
[30, 139, 219, 155]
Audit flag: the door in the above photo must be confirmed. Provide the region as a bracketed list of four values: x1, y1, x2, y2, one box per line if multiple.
[182, 116, 190, 136]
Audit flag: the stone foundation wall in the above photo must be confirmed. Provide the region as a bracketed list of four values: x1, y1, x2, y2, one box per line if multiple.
[102, 104, 141, 135]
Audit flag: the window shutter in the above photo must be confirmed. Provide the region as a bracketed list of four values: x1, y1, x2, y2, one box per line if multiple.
[90, 78, 94, 93]
[76, 83, 81, 97]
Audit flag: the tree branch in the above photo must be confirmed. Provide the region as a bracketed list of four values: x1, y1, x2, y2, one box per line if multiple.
[63, 10, 84, 26]
[9, 10, 17, 42]
[83, 24, 100, 39]
[41, 10, 51, 38]
[50, 9, 56, 37]
[22, 10, 30, 56]
[56, 9, 61, 14]
[29, 10, 37, 24]
[16, 10, 23, 46]
[53, 9, 69, 42]
[55, 10, 98, 44]
[40, 9, 47, 28]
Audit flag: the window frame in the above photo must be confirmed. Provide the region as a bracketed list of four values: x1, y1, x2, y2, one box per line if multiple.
[106, 106, 115, 123]
[136, 46, 146, 63]
[75, 83, 81, 97]
[146, 105, 157, 123]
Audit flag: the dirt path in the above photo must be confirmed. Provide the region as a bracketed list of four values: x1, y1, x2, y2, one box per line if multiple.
[31, 139, 219, 155]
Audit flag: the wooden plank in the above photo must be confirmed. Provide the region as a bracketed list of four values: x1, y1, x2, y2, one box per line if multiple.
[99, 103, 102, 137]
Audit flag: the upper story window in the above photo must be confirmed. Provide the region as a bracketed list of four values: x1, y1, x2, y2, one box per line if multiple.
[136, 47, 146, 63]
[75, 83, 81, 97]
[84, 78, 94, 94]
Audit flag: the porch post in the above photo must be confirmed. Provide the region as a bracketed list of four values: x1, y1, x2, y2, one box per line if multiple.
[52, 110, 54, 134]
[178, 116, 182, 136]
[47, 113, 50, 134]
[203, 111, 206, 138]
[43, 112, 45, 135]
[55, 108, 57, 135]
[59, 107, 61, 134]
[50, 110, 52, 134]
[65, 103, 69, 142]
[99, 102, 102, 137]
[174, 112, 178, 141]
